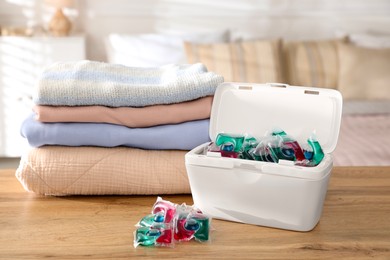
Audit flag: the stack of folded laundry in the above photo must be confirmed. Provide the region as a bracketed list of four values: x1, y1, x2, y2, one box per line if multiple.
[16, 61, 223, 196]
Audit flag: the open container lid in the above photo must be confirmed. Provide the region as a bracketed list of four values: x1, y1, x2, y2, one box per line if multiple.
[209, 83, 343, 154]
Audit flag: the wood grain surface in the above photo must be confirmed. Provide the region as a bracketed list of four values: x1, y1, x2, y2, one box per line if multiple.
[0, 167, 389, 259]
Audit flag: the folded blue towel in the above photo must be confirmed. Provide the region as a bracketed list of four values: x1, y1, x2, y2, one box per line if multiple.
[33, 61, 224, 107]
[21, 113, 210, 150]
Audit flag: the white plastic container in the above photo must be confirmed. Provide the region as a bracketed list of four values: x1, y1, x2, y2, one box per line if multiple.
[185, 82, 343, 231]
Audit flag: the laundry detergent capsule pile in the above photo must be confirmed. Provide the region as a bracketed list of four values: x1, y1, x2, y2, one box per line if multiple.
[134, 197, 211, 248]
[206, 128, 325, 167]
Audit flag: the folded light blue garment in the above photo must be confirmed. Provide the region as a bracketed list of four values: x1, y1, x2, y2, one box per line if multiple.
[34, 61, 224, 107]
[21, 113, 210, 150]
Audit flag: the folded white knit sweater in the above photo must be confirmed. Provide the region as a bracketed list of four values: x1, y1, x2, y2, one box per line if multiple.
[33, 61, 224, 107]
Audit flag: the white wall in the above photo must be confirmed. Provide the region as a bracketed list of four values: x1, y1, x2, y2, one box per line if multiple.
[1, 0, 390, 61]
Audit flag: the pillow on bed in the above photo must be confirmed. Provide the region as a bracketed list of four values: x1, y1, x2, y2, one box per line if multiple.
[184, 39, 284, 83]
[105, 31, 229, 67]
[283, 39, 341, 89]
[348, 33, 390, 49]
[337, 42, 390, 100]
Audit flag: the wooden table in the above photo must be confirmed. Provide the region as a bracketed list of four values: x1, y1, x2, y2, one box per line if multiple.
[1, 167, 390, 259]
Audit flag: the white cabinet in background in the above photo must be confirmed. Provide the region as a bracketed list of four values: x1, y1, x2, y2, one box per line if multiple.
[0, 36, 85, 157]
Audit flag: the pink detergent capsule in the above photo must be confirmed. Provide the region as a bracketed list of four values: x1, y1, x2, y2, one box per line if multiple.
[153, 223, 173, 245]
[283, 139, 305, 161]
[174, 204, 196, 241]
[152, 197, 176, 223]
[272, 128, 305, 161]
[175, 217, 196, 241]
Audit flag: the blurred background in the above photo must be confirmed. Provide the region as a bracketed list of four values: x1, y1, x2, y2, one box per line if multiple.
[1, 0, 389, 60]
[1, 0, 390, 167]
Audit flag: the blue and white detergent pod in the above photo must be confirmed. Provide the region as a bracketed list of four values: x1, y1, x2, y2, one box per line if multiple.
[185, 83, 343, 231]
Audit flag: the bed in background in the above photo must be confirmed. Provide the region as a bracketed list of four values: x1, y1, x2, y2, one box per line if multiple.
[334, 102, 390, 166]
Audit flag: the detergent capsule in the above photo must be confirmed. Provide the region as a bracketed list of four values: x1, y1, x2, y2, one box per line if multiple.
[240, 135, 258, 160]
[215, 133, 245, 153]
[221, 143, 234, 152]
[134, 226, 158, 247]
[189, 212, 211, 242]
[184, 218, 200, 231]
[294, 132, 324, 167]
[302, 143, 314, 160]
[138, 214, 155, 227]
[253, 136, 280, 163]
[174, 205, 197, 242]
[147, 228, 161, 237]
[152, 223, 174, 246]
[307, 132, 324, 165]
[152, 197, 176, 223]
[279, 145, 295, 160]
[175, 217, 196, 241]
[272, 128, 305, 161]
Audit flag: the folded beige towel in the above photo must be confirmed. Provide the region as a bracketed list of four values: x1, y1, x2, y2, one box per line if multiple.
[16, 146, 190, 196]
[33, 96, 213, 128]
